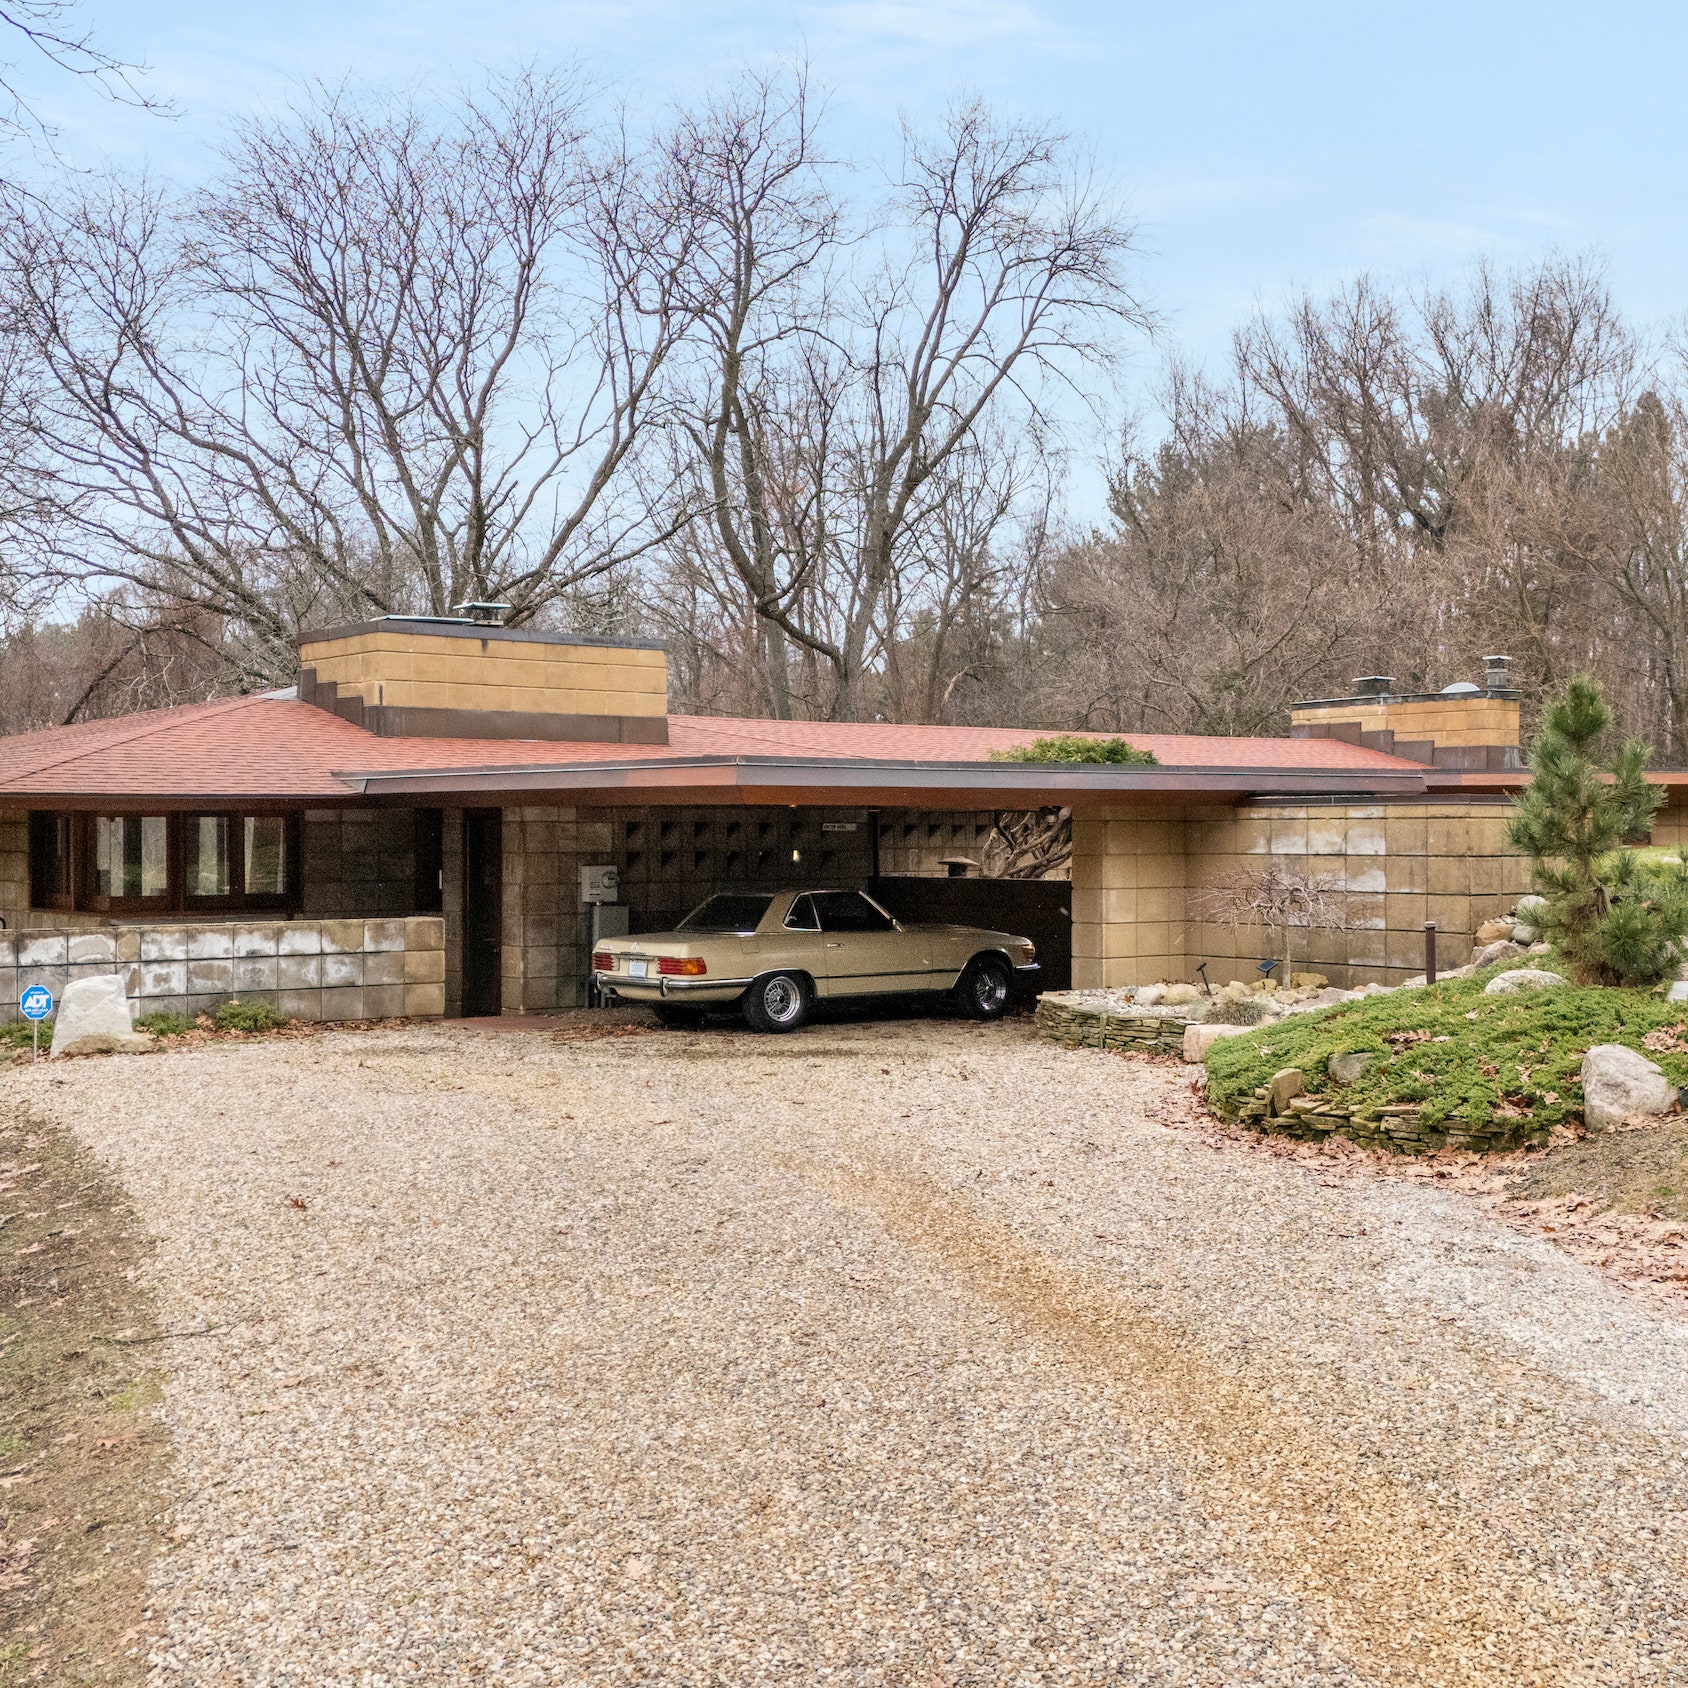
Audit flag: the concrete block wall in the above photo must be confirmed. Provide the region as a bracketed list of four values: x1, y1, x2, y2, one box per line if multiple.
[1070, 799, 1532, 992]
[499, 806, 608, 1013]
[0, 916, 446, 1025]
[300, 807, 417, 917]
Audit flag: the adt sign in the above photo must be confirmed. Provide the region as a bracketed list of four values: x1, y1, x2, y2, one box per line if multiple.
[19, 984, 53, 1021]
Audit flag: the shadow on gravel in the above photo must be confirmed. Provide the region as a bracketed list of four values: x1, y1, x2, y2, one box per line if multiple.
[0, 1106, 175, 1686]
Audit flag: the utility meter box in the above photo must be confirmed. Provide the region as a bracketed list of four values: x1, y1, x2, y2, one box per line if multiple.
[579, 864, 620, 904]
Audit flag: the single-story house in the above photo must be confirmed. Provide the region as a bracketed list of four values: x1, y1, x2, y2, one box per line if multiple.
[1, 620, 1678, 1023]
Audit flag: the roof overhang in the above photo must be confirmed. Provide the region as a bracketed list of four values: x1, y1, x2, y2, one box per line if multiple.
[334, 752, 1431, 805]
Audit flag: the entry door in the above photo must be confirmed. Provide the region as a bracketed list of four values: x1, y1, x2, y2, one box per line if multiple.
[462, 808, 503, 1017]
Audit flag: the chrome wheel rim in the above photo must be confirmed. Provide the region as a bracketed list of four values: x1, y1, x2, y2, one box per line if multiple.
[763, 977, 802, 1021]
[973, 968, 1007, 1010]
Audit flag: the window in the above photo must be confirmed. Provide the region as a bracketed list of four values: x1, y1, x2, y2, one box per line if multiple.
[187, 815, 232, 897]
[25, 809, 297, 914]
[811, 890, 895, 934]
[676, 892, 774, 934]
[245, 816, 287, 897]
[93, 815, 169, 902]
[784, 893, 820, 931]
[28, 812, 74, 911]
[184, 812, 290, 908]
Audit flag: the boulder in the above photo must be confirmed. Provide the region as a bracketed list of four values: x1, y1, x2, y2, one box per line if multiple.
[1471, 940, 1526, 969]
[1289, 972, 1328, 990]
[49, 974, 153, 1057]
[1328, 1050, 1379, 1085]
[1184, 1022, 1256, 1062]
[1482, 968, 1567, 996]
[1582, 1044, 1677, 1130]
[1280, 987, 1362, 1015]
[1511, 924, 1540, 945]
[1161, 983, 1203, 1006]
[1516, 895, 1548, 919]
[1133, 984, 1167, 1007]
[1474, 917, 1516, 945]
[1267, 1068, 1305, 1113]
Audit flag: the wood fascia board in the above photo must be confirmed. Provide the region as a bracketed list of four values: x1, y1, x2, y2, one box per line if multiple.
[333, 754, 1430, 801]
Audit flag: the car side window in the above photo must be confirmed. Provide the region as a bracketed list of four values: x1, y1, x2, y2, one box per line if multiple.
[812, 890, 895, 933]
[784, 893, 820, 931]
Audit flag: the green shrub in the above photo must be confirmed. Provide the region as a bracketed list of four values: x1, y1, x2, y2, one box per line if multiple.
[0, 1019, 49, 1049]
[211, 999, 286, 1033]
[1203, 959, 1688, 1140]
[136, 1010, 196, 1036]
[1507, 677, 1688, 985]
[989, 734, 1157, 766]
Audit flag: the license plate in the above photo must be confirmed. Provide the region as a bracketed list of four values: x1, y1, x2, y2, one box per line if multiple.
[627, 960, 649, 978]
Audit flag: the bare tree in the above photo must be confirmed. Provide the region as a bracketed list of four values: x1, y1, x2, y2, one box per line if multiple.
[1, 71, 707, 680]
[1188, 865, 1347, 977]
[657, 85, 1147, 720]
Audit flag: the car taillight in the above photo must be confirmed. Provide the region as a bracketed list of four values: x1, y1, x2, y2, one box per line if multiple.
[591, 951, 614, 971]
[657, 956, 707, 976]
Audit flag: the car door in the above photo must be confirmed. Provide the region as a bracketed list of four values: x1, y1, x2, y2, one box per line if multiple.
[772, 892, 834, 986]
[810, 889, 921, 997]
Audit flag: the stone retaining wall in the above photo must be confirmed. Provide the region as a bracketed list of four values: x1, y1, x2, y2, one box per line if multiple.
[1033, 993, 1193, 1056]
[0, 917, 446, 1025]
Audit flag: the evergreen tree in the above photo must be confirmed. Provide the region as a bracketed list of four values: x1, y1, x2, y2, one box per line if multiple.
[1507, 678, 1688, 986]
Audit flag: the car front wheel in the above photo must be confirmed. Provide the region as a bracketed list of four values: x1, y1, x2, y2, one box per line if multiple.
[743, 971, 811, 1033]
[954, 954, 1013, 1020]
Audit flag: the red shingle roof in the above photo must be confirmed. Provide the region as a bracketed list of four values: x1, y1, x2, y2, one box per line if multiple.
[0, 693, 1430, 803]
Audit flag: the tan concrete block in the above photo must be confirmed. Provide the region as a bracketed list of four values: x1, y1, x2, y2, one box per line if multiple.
[1306, 818, 1346, 856]
[1428, 855, 1471, 897]
[1426, 818, 1468, 858]
[364, 949, 406, 986]
[1387, 855, 1428, 894]
[322, 952, 364, 989]
[1346, 823, 1385, 856]
[1427, 895, 1472, 935]
[363, 984, 407, 1020]
[1385, 929, 1424, 970]
[1385, 815, 1428, 855]
[1344, 893, 1385, 930]
[1385, 892, 1428, 932]
[321, 986, 367, 1021]
[320, 919, 365, 954]
[1071, 923, 1101, 961]
[1071, 956, 1103, 989]
[404, 981, 447, 1018]
[278, 988, 323, 1021]
[404, 945, 447, 983]
[404, 916, 446, 952]
[1342, 863, 1387, 895]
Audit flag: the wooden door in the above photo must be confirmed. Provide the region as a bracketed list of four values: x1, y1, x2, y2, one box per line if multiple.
[462, 808, 503, 1017]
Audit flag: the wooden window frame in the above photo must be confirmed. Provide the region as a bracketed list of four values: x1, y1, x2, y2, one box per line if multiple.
[28, 810, 301, 916]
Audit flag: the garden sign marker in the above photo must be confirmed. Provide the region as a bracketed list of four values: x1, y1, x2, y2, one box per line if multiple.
[19, 983, 52, 1063]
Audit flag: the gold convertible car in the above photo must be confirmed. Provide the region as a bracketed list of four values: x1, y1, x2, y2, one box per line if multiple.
[591, 887, 1039, 1032]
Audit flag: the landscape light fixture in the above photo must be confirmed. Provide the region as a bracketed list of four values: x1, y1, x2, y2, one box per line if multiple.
[1256, 958, 1280, 978]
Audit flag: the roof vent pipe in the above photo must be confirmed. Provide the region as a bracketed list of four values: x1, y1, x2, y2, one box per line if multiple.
[450, 600, 513, 625]
[1483, 654, 1512, 691]
[1351, 676, 1395, 698]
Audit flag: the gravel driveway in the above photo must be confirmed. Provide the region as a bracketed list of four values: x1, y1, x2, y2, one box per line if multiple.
[10, 1016, 1688, 1685]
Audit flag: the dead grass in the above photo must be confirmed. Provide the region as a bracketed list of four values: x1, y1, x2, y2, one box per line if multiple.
[0, 1102, 174, 1685]
[1504, 1116, 1688, 1221]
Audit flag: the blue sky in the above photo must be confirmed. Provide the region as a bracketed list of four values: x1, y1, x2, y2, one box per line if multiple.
[11, 0, 1686, 503]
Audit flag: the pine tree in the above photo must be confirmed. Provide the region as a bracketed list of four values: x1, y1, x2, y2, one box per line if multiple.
[1506, 678, 1688, 986]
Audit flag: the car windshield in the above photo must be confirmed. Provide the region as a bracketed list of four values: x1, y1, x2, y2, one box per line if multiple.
[676, 892, 775, 934]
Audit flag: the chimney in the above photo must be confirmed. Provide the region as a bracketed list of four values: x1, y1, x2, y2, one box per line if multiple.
[1290, 671, 1521, 771]
[296, 615, 669, 743]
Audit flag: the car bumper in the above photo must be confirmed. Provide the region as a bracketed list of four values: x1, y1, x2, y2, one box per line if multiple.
[1015, 961, 1040, 974]
[594, 971, 753, 1005]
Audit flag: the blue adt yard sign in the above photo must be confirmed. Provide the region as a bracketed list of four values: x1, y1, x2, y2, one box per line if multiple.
[19, 984, 52, 1063]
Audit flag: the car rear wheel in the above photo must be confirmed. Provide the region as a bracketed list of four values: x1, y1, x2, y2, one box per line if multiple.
[954, 954, 1013, 1020]
[743, 971, 810, 1033]
[653, 1004, 706, 1030]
